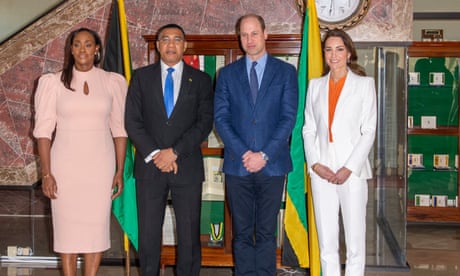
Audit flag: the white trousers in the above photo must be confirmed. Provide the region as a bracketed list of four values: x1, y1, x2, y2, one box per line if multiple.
[311, 175, 368, 276]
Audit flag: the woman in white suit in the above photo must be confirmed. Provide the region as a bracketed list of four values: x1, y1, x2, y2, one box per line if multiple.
[302, 29, 377, 276]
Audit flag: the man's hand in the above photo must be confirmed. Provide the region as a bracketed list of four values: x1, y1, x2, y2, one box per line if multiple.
[153, 148, 178, 174]
[242, 151, 266, 173]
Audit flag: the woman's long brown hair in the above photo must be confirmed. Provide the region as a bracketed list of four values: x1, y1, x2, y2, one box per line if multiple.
[60, 28, 103, 91]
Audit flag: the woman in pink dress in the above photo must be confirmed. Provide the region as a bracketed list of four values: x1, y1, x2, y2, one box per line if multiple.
[33, 28, 127, 276]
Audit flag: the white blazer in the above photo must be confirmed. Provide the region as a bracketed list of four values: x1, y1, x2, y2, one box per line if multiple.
[302, 70, 377, 179]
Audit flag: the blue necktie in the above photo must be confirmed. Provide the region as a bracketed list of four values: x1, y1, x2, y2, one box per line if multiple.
[250, 61, 258, 103]
[164, 67, 175, 117]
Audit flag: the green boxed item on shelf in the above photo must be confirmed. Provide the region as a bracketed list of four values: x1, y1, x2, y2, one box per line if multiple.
[200, 201, 224, 236]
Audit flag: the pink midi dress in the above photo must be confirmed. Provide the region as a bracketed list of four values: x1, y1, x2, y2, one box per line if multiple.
[33, 67, 127, 253]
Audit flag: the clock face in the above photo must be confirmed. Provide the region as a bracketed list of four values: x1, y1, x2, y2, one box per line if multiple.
[315, 0, 369, 30]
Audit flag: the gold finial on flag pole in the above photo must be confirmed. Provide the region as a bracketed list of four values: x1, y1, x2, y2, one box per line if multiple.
[295, 0, 306, 15]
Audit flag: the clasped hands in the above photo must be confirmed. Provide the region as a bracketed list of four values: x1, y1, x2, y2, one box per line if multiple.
[312, 163, 351, 185]
[243, 150, 266, 173]
[153, 148, 178, 174]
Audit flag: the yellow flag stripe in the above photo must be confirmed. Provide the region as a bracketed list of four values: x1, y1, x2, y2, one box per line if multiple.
[285, 194, 310, 267]
[118, 0, 131, 83]
[305, 0, 323, 274]
[305, 0, 323, 275]
[307, 0, 323, 80]
[306, 174, 321, 275]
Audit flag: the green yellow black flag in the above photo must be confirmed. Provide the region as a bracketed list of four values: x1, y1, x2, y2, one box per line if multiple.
[103, 0, 138, 252]
[283, 0, 323, 274]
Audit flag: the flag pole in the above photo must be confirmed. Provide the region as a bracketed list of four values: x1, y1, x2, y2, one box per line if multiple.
[283, 0, 322, 273]
[124, 233, 130, 276]
[117, 0, 133, 274]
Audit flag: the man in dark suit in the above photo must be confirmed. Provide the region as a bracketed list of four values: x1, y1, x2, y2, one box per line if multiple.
[125, 23, 213, 276]
[214, 14, 298, 275]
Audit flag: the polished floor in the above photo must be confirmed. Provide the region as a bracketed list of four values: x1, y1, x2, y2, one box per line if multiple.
[0, 184, 459, 275]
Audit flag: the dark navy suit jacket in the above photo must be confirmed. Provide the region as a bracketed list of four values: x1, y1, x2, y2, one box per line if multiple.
[125, 62, 214, 182]
[214, 55, 298, 176]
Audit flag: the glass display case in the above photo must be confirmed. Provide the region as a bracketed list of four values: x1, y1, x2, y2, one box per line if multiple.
[356, 44, 408, 268]
[406, 42, 460, 223]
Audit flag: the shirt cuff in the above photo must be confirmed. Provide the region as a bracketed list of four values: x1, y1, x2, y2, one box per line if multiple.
[144, 149, 160, 163]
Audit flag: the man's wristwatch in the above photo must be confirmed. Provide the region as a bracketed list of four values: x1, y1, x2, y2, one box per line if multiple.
[260, 151, 269, 161]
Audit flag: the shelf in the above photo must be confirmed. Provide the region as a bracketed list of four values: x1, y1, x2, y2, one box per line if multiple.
[408, 127, 458, 135]
[201, 147, 223, 156]
[160, 245, 233, 267]
[408, 167, 458, 172]
[407, 206, 460, 222]
[408, 41, 460, 57]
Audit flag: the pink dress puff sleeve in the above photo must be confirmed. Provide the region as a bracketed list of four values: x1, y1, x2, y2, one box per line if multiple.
[107, 72, 128, 138]
[33, 73, 59, 139]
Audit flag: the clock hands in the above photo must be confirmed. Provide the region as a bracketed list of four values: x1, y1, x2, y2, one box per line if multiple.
[315, 0, 368, 29]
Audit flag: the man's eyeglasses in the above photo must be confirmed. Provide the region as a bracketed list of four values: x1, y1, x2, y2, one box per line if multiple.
[158, 36, 184, 44]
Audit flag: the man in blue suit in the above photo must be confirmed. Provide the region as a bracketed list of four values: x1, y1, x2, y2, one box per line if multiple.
[214, 14, 298, 275]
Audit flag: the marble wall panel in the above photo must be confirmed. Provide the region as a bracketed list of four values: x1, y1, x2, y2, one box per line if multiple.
[348, 0, 412, 41]
[1, 56, 44, 105]
[0, 102, 23, 167]
[0, 0, 413, 185]
[0, 77, 6, 104]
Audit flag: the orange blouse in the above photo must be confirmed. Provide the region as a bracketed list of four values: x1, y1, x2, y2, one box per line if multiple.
[328, 75, 346, 142]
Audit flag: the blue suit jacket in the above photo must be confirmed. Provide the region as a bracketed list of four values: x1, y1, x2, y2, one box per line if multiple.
[214, 55, 298, 176]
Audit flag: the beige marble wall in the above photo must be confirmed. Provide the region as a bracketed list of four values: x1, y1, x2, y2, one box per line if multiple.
[349, 0, 413, 41]
[0, 0, 413, 185]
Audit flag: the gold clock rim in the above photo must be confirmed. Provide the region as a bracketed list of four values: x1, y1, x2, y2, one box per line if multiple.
[317, 0, 371, 30]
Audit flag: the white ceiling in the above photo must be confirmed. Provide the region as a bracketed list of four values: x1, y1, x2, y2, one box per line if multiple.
[0, 0, 62, 43]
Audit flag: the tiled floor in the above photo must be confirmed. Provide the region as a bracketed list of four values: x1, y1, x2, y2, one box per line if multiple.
[0, 185, 459, 275]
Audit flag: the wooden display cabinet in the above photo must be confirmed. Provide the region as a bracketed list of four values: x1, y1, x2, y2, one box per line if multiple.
[143, 34, 302, 267]
[407, 42, 460, 222]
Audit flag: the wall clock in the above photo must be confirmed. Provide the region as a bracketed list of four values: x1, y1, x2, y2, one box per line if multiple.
[315, 0, 370, 30]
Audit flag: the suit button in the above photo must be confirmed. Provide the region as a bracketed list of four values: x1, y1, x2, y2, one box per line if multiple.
[252, 119, 256, 124]
[166, 121, 171, 126]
